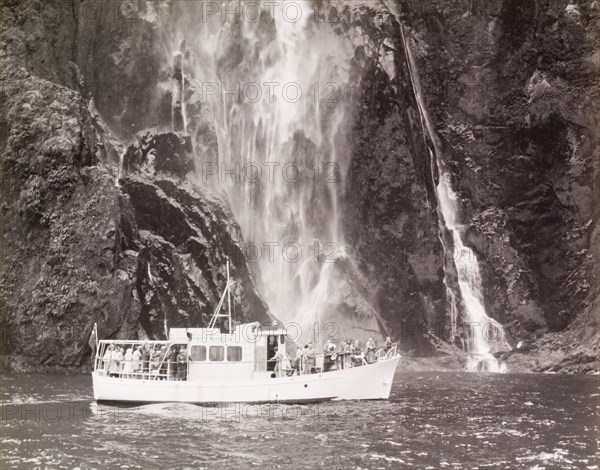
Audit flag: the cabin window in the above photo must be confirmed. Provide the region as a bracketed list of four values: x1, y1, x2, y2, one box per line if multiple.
[279, 334, 285, 344]
[209, 345, 224, 361]
[227, 346, 242, 362]
[191, 345, 206, 361]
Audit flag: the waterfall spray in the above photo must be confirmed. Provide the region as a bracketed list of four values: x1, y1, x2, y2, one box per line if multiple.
[116, 151, 124, 187]
[159, 1, 355, 343]
[172, 40, 187, 133]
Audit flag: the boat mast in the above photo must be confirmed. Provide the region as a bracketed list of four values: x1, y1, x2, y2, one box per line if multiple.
[208, 258, 234, 332]
[227, 259, 232, 332]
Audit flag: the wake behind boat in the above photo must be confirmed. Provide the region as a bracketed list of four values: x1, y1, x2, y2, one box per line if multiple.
[91, 262, 401, 404]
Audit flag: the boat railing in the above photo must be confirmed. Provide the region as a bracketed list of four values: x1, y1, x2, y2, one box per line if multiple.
[93, 350, 391, 381]
[94, 342, 400, 381]
[95, 357, 191, 381]
[375, 344, 398, 362]
[94, 356, 320, 381]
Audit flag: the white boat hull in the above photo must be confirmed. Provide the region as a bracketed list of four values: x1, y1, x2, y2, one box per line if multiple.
[92, 355, 400, 404]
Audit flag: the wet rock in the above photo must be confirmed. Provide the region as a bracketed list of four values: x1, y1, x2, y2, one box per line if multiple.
[364, 0, 599, 371]
[76, 0, 168, 136]
[120, 175, 272, 335]
[343, 13, 446, 353]
[122, 129, 194, 179]
[0, 59, 138, 370]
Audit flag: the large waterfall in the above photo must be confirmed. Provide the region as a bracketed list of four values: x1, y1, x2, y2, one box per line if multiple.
[399, 24, 508, 372]
[158, 1, 355, 342]
[156, 0, 508, 368]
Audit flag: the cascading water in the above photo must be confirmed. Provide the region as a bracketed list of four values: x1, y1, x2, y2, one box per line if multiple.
[172, 43, 187, 133]
[158, 1, 355, 342]
[399, 24, 508, 372]
[155, 1, 506, 362]
[437, 162, 509, 373]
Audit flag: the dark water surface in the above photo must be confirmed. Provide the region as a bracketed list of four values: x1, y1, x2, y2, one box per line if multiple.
[1, 371, 598, 469]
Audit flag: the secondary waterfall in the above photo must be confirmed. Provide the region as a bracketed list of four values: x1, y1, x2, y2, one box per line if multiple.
[158, 1, 353, 340]
[399, 25, 508, 372]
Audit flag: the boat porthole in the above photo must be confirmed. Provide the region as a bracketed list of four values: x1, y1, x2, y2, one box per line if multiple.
[304, 384, 308, 388]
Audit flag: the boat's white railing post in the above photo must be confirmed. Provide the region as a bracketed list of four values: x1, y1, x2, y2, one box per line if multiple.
[95, 341, 105, 372]
[375, 344, 399, 362]
[384, 345, 398, 360]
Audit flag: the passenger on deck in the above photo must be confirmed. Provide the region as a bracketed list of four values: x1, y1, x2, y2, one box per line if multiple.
[159, 346, 168, 379]
[102, 344, 114, 371]
[337, 341, 347, 369]
[177, 347, 187, 380]
[294, 347, 303, 375]
[132, 346, 142, 376]
[282, 351, 292, 374]
[142, 344, 151, 377]
[110, 347, 123, 377]
[123, 347, 134, 378]
[323, 340, 336, 372]
[366, 338, 376, 363]
[169, 346, 179, 380]
[306, 343, 316, 373]
[151, 348, 161, 375]
[384, 336, 393, 352]
[271, 347, 285, 377]
[351, 340, 365, 366]
[302, 344, 310, 374]
[119, 348, 126, 374]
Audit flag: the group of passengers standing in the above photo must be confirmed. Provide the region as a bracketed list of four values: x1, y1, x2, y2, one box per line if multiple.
[269, 336, 395, 377]
[101, 343, 188, 380]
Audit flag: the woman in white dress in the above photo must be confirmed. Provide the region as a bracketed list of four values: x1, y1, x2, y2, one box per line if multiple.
[102, 345, 113, 371]
[132, 346, 142, 376]
[111, 347, 124, 377]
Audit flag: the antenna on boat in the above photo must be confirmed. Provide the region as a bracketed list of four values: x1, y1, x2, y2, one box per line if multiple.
[208, 258, 233, 332]
[227, 259, 232, 332]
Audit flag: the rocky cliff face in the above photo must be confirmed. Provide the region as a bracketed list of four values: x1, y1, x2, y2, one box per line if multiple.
[0, 0, 270, 371]
[343, 28, 448, 354]
[403, 0, 599, 372]
[0, 0, 597, 372]
[340, 0, 598, 370]
[119, 130, 271, 338]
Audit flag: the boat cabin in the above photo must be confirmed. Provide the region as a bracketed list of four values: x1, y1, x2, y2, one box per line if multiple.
[94, 321, 292, 381]
[169, 323, 290, 380]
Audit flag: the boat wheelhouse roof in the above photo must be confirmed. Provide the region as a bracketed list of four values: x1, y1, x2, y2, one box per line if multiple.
[169, 322, 288, 341]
